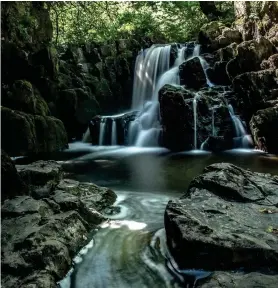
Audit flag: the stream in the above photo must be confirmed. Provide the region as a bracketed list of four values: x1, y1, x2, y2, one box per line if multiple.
[57, 143, 278, 288]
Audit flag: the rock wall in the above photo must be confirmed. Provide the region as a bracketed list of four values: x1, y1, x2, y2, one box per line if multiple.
[197, 1, 278, 153]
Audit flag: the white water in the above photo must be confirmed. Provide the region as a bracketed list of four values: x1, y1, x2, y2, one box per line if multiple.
[228, 104, 253, 148]
[76, 47, 89, 73]
[82, 128, 91, 143]
[134, 45, 187, 147]
[99, 120, 106, 145]
[111, 120, 117, 145]
[192, 45, 214, 87]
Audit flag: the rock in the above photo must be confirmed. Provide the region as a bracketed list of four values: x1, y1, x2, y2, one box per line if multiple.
[200, 136, 232, 152]
[1, 107, 68, 156]
[165, 163, 278, 272]
[1, 150, 28, 201]
[206, 61, 230, 85]
[227, 37, 275, 79]
[159, 85, 234, 151]
[250, 106, 278, 153]
[1, 175, 116, 288]
[2, 80, 50, 116]
[16, 160, 63, 199]
[233, 69, 278, 119]
[179, 57, 207, 89]
[267, 24, 278, 47]
[216, 42, 237, 62]
[261, 54, 278, 69]
[199, 271, 278, 288]
[56, 178, 117, 211]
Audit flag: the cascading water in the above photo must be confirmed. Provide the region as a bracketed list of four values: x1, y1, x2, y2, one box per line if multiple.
[133, 45, 187, 147]
[99, 119, 106, 145]
[111, 120, 117, 145]
[82, 127, 91, 143]
[228, 104, 253, 148]
[193, 93, 200, 150]
[192, 45, 214, 87]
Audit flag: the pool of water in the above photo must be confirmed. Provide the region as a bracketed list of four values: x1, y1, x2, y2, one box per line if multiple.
[56, 143, 278, 288]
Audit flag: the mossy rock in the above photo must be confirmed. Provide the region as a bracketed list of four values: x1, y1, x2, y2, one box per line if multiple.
[1, 106, 68, 156]
[3, 80, 50, 116]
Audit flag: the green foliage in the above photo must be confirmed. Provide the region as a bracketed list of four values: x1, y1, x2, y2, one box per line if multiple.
[49, 1, 234, 45]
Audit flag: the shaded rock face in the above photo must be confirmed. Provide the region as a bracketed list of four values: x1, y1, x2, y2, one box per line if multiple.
[1, 160, 117, 288]
[179, 57, 207, 89]
[1, 107, 68, 156]
[227, 37, 275, 80]
[165, 163, 278, 275]
[250, 106, 278, 153]
[159, 85, 234, 151]
[1, 150, 28, 201]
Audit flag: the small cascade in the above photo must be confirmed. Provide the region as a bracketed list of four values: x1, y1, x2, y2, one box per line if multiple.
[82, 128, 91, 143]
[192, 45, 214, 87]
[228, 104, 253, 148]
[99, 119, 107, 145]
[76, 48, 89, 73]
[111, 120, 117, 145]
[193, 93, 200, 149]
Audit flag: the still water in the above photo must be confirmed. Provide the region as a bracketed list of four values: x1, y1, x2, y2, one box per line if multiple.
[57, 143, 278, 288]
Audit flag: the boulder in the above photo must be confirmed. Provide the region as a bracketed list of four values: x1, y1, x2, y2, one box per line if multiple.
[267, 24, 278, 47]
[2, 80, 50, 116]
[206, 61, 230, 85]
[216, 42, 237, 62]
[1, 150, 28, 201]
[261, 54, 278, 69]
[227, 37, 276, 79]
[165, 163, 278, 272]
[1, 174, 117, 288]
[179, 57, 207, 89]
[1, 107, 68, 156]
[159, 85, 234, 151]
[199, 271, 278, 288]
[233, 69, 278, 119]
[250, 106, 278, 153]
[16, 160, 63, 199]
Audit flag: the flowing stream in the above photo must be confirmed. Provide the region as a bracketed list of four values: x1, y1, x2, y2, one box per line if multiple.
[57, 145, 278, 288]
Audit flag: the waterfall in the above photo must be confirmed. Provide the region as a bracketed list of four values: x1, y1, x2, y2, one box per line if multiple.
[99, 119, 106, 145]
[133, 45, 188, 147]
[228, 104, 253, 148]
[76, 48, 89, 73]
[192, 44, 214, 87]
[193, 93, 199, 149]
[111, 120, 117, 145]
[82, 128, 91, 143]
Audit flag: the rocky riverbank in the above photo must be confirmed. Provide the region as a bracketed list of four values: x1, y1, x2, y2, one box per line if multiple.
[1, 152, 116, 288]
[165, 162, 278, 287]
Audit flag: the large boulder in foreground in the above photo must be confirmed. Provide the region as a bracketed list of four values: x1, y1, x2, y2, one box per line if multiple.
[1, 150, 28, 201]
[250, 106, 278, 153]
[1, 107, 68, 156]
[165, 163, 278, 274]
[1, 162, 117, 288]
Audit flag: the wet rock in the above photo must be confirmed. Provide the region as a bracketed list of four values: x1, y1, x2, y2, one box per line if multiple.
[165, 163, 278, 272]
[216, 42, 237, 62]
[2, 80, 50, 116]
[159, 85, 234, 151]
[233, 69, 278, 119]
[250, 106, 278, 153]
[1, 174, 117, 288]
[179, 57, 207, 89]
[206, 61, 230, 86]
[1, 150, 28, 201]
[200, 136, 232, 152]
[16, 160, 63, 199]
[1, 107, 68, 156]
[227, 37, 276, 79]
[199, 271, 278, 288]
